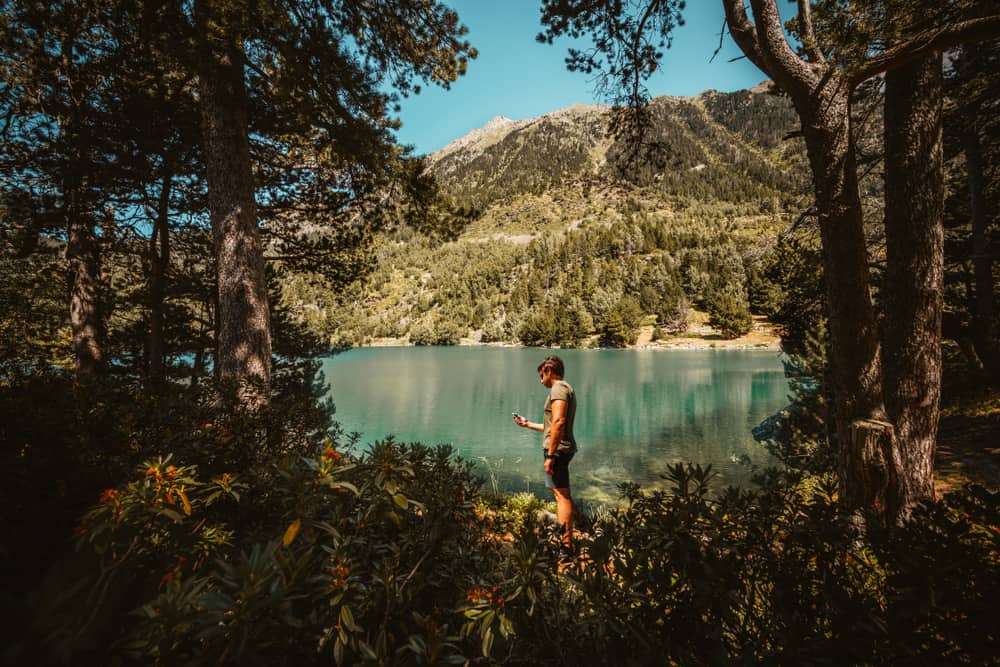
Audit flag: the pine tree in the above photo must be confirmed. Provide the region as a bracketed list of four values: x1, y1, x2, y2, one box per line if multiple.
[0, 1, 116, 377]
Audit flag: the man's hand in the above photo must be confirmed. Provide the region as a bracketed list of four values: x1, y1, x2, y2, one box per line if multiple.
[513, 414, 528, 428]
[544, 457, 555, 476]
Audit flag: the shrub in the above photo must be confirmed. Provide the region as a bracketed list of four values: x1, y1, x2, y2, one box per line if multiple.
[25, 440, 1000, 666]
[480, 469, 1000, 665]
[706, 291, 753, 338]
[410, 315, 465, 346]
[42, 439, 507, 665]
[517, 298, 591, 347]
[408, 318, 436, 345]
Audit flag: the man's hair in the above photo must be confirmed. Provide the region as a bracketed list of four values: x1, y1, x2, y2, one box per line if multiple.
[537, 355, 564, 377]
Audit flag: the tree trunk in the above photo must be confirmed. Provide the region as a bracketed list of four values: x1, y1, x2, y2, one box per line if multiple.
[792, 77, 891, 515]
[67, 212, 105, 378]
[965, 116, 997, 383]
[66, 175, 105, 378]
[882, 52, 944, 519]
[196, 0, 271, 403]
[147, 169, 173, 388]
[721, 0, 891, 518]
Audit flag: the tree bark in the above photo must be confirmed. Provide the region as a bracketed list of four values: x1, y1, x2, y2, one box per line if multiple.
[195, 0, 271, 403]
[847, 419, 894, 520]
[64, 112, 105, 378]
[794, 77, 891, 515]
[965, 117, 997, 383]
[60, 28, 106, 379]
[882, 52, 944, 519]
[66, 190, 106, 378]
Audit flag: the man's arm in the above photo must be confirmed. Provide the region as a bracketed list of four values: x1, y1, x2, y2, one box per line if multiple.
[547, 399, 567, 456]
[513, 414, 543, 432]
[544, 399, 567, 476]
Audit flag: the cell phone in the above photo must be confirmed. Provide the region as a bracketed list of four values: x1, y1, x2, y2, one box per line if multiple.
[512, 412, 521, 419]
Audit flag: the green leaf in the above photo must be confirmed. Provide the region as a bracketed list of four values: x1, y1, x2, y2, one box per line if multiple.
[499, 613, 514, 639]
[158, 508, 185, 523]
[392, 492, 409, 509]
[479, 610, 495, 636]
[332, 480, 359, 495]
[358, 641, 377, 660]
[481, 626, 494, 657]
[334, 637, 344, 664]
[340, 604, 361, 632]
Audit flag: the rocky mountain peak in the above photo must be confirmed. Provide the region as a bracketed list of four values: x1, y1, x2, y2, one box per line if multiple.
[431, 114, 527, 161]
[483, 115, 514, 131]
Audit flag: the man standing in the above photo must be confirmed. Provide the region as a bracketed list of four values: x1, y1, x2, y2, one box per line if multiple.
[513, 355, 577, 553]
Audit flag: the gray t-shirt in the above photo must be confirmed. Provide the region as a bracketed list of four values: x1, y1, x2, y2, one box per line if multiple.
[543, 380, 577, 454]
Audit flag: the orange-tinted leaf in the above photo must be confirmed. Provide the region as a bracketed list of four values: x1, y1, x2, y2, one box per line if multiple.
[178, 490, 192, 516]
[283, 518, 302, 546]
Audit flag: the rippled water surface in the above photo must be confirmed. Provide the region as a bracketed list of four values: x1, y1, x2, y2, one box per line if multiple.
[321, 347, 790, 503]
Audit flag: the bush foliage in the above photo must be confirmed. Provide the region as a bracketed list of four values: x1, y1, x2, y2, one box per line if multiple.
[9, 388, 997, 666]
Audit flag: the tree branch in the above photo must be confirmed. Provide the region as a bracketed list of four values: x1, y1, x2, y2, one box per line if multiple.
[721, 0, 767, 73]
[629, 0, 662, 105]
[748, 0, 813, 88]
[850, 16, 1000, 86]
[796, 0, 825, 63]
[709, 17, 727, 64]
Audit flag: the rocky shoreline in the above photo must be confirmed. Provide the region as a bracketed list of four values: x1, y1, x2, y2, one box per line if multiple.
[355, 317, 783, 352]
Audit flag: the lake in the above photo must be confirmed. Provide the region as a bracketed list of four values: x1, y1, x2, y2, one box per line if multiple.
[320, 347, 790, 504]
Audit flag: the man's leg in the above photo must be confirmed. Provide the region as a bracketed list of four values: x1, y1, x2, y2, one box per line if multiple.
[552, 487, 573, 547]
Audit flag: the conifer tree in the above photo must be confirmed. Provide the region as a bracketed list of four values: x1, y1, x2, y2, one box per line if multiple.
[194, 0, 474, 403]
[0, 1, 118, 378]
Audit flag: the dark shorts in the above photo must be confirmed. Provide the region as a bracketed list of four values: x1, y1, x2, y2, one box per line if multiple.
[544, 449, 574, 490]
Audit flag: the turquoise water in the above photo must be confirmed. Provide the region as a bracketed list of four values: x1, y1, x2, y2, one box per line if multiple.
[320, 347, 790, 503]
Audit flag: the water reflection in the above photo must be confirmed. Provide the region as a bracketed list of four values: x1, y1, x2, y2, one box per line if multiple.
[322, 347, 789, 504]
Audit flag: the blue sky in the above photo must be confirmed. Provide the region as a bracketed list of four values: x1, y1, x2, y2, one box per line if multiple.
[392, 1, 798, 155]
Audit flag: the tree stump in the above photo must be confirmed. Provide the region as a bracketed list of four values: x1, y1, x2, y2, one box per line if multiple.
[845, 419, 895, 530]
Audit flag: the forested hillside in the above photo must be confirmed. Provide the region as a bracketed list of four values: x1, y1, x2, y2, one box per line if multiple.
[283, 86, 809, 347]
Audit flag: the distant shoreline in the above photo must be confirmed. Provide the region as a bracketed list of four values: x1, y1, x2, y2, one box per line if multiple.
[350, 340, 781, 351]
[347, 320, 783, 352]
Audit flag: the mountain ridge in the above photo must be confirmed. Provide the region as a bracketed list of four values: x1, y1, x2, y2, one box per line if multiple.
[423, 85, 806, 220]
[427, 83, 778, 161]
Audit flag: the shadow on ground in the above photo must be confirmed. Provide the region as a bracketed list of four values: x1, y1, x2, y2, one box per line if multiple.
[935, 409, 1000, 495]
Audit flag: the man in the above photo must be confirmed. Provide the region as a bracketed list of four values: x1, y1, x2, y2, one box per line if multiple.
[513, 355, 577, 553]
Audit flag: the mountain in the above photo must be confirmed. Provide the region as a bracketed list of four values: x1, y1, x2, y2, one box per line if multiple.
[282, 85, 810, 348]
[424, 87, 806, 222]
